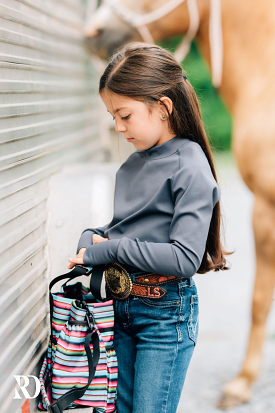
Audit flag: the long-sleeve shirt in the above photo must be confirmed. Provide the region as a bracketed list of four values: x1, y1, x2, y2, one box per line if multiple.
[76, 135, 221, 278]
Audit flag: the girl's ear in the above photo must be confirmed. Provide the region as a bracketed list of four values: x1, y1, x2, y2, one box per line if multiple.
[158, 96, 173, 117]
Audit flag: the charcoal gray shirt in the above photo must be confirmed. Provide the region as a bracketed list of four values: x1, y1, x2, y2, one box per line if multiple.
[77, 136, 221, 278]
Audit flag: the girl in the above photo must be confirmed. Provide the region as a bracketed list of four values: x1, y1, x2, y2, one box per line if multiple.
[68, 42, 231, 413]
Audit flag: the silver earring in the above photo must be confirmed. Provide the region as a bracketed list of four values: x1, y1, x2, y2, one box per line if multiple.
[162, 114, 166, 119]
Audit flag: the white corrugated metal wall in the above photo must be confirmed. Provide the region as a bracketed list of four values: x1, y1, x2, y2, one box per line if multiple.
[0, 1, 103, 411]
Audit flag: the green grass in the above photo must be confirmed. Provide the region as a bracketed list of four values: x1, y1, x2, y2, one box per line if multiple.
[157, 37, 232, 152]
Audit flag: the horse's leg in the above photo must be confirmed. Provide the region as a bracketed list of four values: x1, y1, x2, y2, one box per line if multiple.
[217, 194, 275, 408]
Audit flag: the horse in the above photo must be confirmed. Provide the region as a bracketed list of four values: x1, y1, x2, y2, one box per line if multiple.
[84, 0, 275, 408]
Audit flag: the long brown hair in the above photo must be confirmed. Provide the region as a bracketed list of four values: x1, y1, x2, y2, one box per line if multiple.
[99, 41, 233, 273]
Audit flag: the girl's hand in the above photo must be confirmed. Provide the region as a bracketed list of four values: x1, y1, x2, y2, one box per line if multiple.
[68, 247, 86, 269]
[68, 235, 109, 269]
[93, 234, 109, 244]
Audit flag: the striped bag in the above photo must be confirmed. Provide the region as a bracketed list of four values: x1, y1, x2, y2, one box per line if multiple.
[37, 265, 118, 413]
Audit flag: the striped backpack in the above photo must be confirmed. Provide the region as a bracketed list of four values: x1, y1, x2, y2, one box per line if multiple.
[37, 265, 118, 413]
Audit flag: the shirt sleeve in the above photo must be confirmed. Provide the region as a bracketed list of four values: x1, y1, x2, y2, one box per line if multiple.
[82, 153, 221, 278]
[76, 222, 111, 254]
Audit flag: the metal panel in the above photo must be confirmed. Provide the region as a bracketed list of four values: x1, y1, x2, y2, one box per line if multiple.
[0, 0, 102, 411]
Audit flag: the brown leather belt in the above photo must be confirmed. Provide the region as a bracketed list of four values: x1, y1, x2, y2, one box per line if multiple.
[104, 261, 185, 300]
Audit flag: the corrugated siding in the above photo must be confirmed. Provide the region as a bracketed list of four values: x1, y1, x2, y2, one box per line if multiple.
[0, 0, 102, 411]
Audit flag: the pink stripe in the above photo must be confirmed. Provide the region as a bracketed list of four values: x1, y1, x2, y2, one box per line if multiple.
[56, 337, 106, 350]
[108, 368, 118, 373]
[96, 322, 114, 329]
[53, 364, 108, 373]
[53, 301, 71, 310]
[73, 400, 108, 407]
[52, 378, 110, 384]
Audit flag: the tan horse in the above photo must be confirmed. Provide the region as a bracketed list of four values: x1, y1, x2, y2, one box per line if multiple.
[84, 0, 275, 408]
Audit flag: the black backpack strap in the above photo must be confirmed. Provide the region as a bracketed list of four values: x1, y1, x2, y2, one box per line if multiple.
[49, 265, 92, 343]
[49, 265, 92, 292]
[47, 327, 100, 413]
[89, 264, 112, 301]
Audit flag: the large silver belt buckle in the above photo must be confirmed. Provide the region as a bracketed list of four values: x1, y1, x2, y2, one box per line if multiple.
[104, 261, 133, 300]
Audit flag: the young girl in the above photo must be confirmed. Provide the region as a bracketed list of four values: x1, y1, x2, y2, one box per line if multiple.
[68, 42, 231, 413]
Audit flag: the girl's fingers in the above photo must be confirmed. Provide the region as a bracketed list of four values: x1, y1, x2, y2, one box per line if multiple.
[68, 257, 84, 265]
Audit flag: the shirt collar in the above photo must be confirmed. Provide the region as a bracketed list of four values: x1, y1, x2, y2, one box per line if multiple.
[135, 135, 190, 160]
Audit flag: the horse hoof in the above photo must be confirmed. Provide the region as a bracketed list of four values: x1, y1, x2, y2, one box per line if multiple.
[216, 377, 252, 409]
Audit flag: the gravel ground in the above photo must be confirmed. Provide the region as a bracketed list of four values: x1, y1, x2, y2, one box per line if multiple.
[177, 152, 275, 412]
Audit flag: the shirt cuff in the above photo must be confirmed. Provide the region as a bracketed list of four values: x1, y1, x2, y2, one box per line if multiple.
[82, 239, 121, 266]
[76, 231, 94, 254]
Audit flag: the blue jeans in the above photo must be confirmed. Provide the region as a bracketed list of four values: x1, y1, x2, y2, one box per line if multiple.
[112, 272, 199, 413]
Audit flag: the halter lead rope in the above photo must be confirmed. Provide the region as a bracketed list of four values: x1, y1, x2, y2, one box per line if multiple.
[101, 0, 223, 88]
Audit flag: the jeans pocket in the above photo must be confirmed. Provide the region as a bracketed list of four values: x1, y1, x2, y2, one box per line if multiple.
[187, 294, 199, 345]
[140, 296, 181, 308]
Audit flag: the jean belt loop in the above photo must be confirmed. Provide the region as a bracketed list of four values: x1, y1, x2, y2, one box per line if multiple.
[178, 277, 191, 290]
[188, 277, 194, 287]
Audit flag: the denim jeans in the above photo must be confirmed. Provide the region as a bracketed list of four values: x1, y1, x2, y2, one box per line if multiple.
[112, 271, 199, 413]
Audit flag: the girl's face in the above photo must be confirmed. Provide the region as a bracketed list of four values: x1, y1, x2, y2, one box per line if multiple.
[100, 89, 176, 150]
